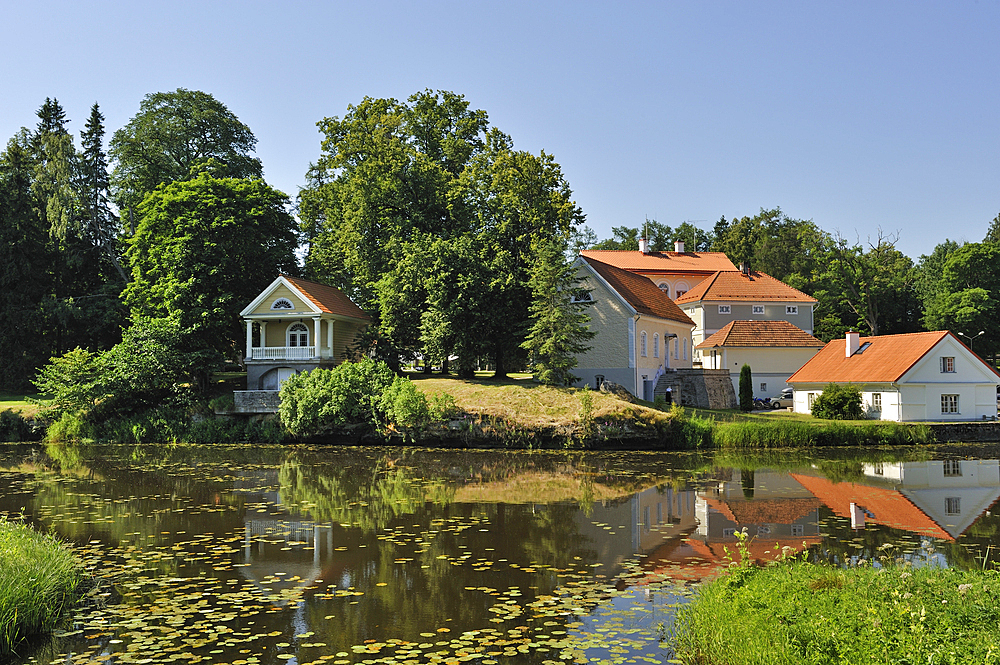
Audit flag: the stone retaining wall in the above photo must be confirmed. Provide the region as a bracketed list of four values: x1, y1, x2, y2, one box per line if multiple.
[929, 421, 1000, 443]
[233, 390, 281, 414]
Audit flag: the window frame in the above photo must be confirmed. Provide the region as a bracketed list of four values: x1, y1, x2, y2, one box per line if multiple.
[640, 331, 647, 357]
[653, 333, 659, 358]
[271, 297, 294, 310]
[941, 393, 959, 414]
[941, 356, 955, 373]
[872, 392, 882, 412]
[718, 304, 731, 314]
[785, 305, 798, 315]
[752, 304, 765, 315]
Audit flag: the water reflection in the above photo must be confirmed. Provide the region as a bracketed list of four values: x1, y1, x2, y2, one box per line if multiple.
[1, 443, 1000, 664]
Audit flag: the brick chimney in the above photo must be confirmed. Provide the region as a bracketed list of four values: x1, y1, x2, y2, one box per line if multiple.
[674, 240, 685, 253]
[639, 237, 650, 254]
[846, 331, 860, 357]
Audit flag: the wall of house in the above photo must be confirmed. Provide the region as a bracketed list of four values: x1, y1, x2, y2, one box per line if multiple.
[572, 266, 635, 392]
[681, 302, 815, 350]
[634, 317, 694, 397]
[701, 347, 822, 397]
[900, 336, 999, 420]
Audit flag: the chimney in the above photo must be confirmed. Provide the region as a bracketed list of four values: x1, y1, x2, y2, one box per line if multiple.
[846, 331, 860, 357]
[739, 262, 750, 275]
[639, 237, 650, 254]
[674, 240, 685, 253]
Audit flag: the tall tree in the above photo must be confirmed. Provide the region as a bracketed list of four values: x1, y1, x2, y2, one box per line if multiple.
[521, 238, 595, 386]
[984, 212, 1000, 245]
[0, 138, 50, 388]
[79, 103, 127, 283]
[923, 242, 1000, 361]
[123, 170, 298, 373]
[109, 89, 263, 211]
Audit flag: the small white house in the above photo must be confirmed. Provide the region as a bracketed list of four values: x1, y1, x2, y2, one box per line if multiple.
[787, 330, 1000, 421]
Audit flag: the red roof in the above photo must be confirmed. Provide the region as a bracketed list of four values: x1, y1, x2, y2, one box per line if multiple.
[790, 473, 954, 540]
[580, 250, 737, 274]
[582, 257, 695, 325]
[282, 275, 371, 321]
[786, 330, 1000, 383]
[697, 320, 825, 349]
[675, 270, 816, 304]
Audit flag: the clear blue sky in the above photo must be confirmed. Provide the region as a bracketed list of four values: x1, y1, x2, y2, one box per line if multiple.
[4, 1, 998, 260]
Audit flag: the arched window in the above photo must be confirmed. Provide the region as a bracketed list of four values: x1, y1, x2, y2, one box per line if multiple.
[271, 297, 294, 310]
[657, 282, 670, 296]
[287, 322, 309, 347]
[640, 331, 647, 357]
[683, 338, 688, 360]
[674, 282, 690, 299]
[674, 337, 679, 359]
[653, 333, 659, 358]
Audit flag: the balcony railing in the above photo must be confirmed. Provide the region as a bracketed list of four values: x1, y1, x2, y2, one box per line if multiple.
[251, 346, 316, 360]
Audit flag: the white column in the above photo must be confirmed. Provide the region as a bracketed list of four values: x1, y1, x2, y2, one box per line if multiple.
[313, 317, 322, 358]
[260, 321, 267, 349]
[327, 319, 334, 359]
[245, 320, 253, 361]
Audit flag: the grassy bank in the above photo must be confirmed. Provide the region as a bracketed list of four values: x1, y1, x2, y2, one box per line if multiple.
[0, 518, 81, 658]
[673, 543, 1000, 664]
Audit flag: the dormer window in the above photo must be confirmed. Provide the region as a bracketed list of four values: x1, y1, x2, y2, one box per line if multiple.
[718, 305, 731, 314]
[271, 298, 294, 310]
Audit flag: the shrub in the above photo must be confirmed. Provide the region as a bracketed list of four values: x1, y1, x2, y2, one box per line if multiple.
[428, 392, 459, 420]
[578, 386, 594, 439]
[379, 376, 430, 429]
[738, 364, 753, 412]
[0, 410, 32, 442]
[811, 382, 864, 420]
[279, 358, 396, 437]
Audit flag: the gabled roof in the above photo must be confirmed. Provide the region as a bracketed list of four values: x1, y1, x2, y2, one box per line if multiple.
[580, 257, 695, 326]
[282, 275, 371, 320]
[580, 250, 737, 273]
[787, 330, 1000, 384]
[241, 275, 370, 321]
[674, 270, 817, 304]
[697, 320, 825, 349]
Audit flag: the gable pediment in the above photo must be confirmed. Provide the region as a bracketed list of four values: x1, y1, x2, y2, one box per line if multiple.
[241, 277, 322, 317]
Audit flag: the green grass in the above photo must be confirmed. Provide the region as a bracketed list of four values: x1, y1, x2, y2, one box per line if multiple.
[0, 517, 81, 657]
[674, 554, 1000, 664]
[0, 393, 41, 417]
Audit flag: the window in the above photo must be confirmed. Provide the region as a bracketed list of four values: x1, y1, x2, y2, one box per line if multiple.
[752, 305, 764, 315]
[674, 337, 679, 359]
[682, 338, 688, 360]
[945, 497, 961, 515]
[760, 382, 767, 393]
[595, 375, 604, 389]
[786, 305, 798, 315]
[941, 394, 959, 414]
[571, 290, 592, 303]
[723, 528, 736, 538]
[287, 322, 309, 347]
[808, 392, 817, 408]
[943, 460, 962, 477]
[653, 333, 659, 358]
[757, 525, 771, 536]
[941, 357, 955, 373]
[271, 297, 294, 310]
[657, 283, 669, 295]
[791, 524, 804, 537]
[640, 332, 647, 357]
[675, 290, 687, 298]
[718, 305, 731, 314]
[643, 506, 651, 532]
[873, 463, 884, 476]
[872, 392, 881, 411]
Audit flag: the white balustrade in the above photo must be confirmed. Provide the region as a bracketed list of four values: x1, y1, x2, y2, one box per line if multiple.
[251, 346, 316, 360]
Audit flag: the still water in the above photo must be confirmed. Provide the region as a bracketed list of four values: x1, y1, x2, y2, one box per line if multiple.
[3, 442, 1000, 664]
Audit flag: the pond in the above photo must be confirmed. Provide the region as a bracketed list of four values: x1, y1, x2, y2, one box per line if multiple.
[3, 442, 1000, 664]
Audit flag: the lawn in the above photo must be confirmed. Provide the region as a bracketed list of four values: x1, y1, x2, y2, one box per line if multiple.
[0, 393, 41, 418]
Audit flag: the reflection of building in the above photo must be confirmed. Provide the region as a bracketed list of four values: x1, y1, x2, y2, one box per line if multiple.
[792, 460, 1000, 540]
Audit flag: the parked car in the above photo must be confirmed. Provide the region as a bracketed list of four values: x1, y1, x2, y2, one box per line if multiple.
[770, 387, 794, 409]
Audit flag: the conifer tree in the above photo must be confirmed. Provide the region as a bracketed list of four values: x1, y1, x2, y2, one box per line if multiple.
[739, 364, 753, 412]
[521, 238, 595, 386]
[79, 103, 127, 282]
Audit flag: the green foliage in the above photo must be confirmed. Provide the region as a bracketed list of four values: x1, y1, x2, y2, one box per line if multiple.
[578, 386, 594, 439]
[0, 517, 81, 658]
[811, 383, 864, 420]
[738, 364, 753, 412]
[674, 559, 1000, 665]
[123, 171, 298, 365]
[923, 242, 1000, 360]
[522, 237, 595, 386]
[185, 417, 285, 444]
[427, 392, 458, 420]
[31, 347, 107, 419]
[711, 419, 930, 448]
[379, 376, 431, 430]
[278, 358, 397, 437]
[110, 88, 263, 211]
[0, 409, 33, 442]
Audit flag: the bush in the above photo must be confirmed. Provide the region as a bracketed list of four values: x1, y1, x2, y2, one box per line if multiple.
[0, 410, 33, 442]
[811, 383, 864, 420]
[738, 364, 753, 412]
[379, 377, 430, 430]
[279, 358, 397, 437]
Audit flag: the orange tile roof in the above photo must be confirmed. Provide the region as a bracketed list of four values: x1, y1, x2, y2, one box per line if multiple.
[582, 257, 695, 326]
[580, 250, 737, 273]
[674, 270, 817, 304]
[282, 275, 371, 321]
[785, 330, 1000, 384]
[790, 473, 954, 540]
[697, 320, 825, 349]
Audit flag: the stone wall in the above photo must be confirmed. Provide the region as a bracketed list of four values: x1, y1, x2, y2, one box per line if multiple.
[654, 368, 737, 409]
[233, 390, 281, 413]
[929, 421, 1000, 443]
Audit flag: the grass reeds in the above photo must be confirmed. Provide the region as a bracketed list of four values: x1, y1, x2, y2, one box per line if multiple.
[0, 517, 81, 657]
[674, 540, 1000, 664]
[711, 419, 932, 448]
